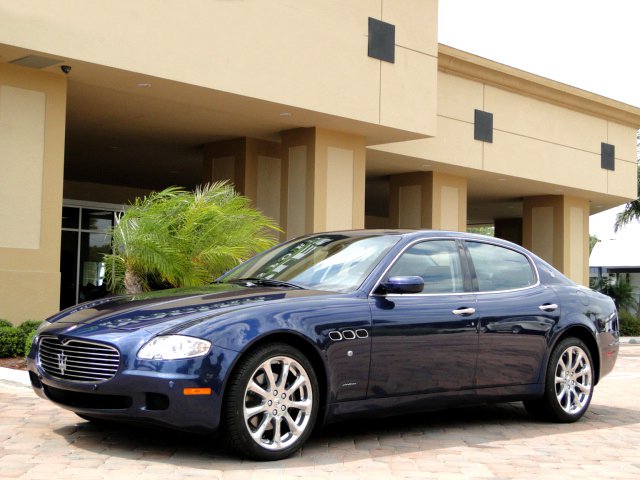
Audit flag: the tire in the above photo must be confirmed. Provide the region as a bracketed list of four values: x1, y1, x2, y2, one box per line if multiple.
[223, 343, 319, 460]
[524, 337, 594, 423]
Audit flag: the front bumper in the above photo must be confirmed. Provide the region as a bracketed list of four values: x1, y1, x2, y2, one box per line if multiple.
[27, 345, 239, 433]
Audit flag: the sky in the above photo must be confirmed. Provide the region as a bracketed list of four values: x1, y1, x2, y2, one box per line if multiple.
[438, 0, 640, 242]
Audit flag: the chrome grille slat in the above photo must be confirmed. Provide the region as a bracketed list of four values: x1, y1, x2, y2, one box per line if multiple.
[38, 337, 120, 383]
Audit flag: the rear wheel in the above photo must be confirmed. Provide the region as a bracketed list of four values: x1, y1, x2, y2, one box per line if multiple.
[524, 337, 594, 422]
[223, 343, 319, 460]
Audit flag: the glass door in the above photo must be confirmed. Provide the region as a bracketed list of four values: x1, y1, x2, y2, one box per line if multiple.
[60, 204, 119, 309]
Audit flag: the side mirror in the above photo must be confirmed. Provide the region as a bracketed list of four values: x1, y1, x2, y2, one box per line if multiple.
[380, 276, 424, 294]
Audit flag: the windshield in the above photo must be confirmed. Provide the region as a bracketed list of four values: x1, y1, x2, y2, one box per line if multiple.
[221, 234, 400, 293]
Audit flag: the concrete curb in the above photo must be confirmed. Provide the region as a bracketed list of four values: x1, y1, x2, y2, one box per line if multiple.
[0, 366, 30, 388]
[619, 337, 640, 344]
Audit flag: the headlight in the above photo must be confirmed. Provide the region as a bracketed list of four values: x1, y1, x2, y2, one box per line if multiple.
[137, 335, 211, 360]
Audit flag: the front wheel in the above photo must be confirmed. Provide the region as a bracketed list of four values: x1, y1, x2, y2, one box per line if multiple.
[524, 337, 594, 422]
[223, 343, 319, 460]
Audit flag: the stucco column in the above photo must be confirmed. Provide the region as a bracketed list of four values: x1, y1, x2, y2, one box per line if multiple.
[280, 128, 366, 239]
[0, 64, 66, 322]
[389, 171, 467, 231]
[523, 195, 589, 286]
[202, 137, 282, 227]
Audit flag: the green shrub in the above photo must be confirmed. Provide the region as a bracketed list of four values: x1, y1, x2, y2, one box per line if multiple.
[0, 326, 26, 358]
[619, 310, 640, 337]
[0, 320, 42, 357]
[24, 330, 38, 356]
[17, 320, 43, 334]
[0, 319, 13, 328]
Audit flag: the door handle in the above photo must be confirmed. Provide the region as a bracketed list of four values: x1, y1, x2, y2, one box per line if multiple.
[539, 303, 558, 312]
[452, 307, 476, 316]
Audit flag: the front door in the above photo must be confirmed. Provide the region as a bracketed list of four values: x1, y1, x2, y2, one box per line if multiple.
[367, 239, 479, 398]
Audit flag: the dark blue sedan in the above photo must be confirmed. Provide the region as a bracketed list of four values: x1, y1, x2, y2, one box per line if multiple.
[27, 230, 620, 460]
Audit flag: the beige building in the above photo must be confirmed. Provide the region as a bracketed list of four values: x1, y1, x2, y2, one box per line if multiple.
[1, 1, 639, 322]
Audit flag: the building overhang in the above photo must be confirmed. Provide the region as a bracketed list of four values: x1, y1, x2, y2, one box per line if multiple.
[438, 44, 640, 128]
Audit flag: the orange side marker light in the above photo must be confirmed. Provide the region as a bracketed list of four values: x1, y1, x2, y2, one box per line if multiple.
[183, 388, 212, 395]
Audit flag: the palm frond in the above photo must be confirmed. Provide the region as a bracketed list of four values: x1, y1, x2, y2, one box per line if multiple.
[102, 183, 280, 293]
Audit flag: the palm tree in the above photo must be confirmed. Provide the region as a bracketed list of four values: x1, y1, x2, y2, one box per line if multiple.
[590, 276, 638, 313]
[614, 132, 640, 232]
[103, 183, 280, 294]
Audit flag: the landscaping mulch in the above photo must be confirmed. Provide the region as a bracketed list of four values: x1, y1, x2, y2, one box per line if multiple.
[0, 357, 27, 370]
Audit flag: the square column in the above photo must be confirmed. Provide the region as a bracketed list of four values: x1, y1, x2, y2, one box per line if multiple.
[523, 195, 589, 285]
[281, 128, 366, 239]
[389, 171, 468, 231]
[203, 137, 282, 226]
[0, 64, 66, 322]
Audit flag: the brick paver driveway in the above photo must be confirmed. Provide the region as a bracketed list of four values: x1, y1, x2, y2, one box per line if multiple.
[1, 345, 639, 479]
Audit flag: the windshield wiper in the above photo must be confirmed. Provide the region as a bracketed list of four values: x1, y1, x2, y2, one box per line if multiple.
[227, 277, 304, 289]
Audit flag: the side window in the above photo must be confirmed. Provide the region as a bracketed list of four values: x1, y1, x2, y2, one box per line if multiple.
[387, 240, 464, 293]
[466, 242, 536, 291]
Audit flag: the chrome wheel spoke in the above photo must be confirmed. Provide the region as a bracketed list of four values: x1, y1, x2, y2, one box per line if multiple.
[558, 355, 568, 372]
[278, 362, 291, 390]
[261, 360, 278, 392]
[289, 398, 312, 413]
[283, 412, 303, 435]
[286, 375, 306, 396]
[247, 380, 269, 398]
[576, 379, 591, 394]
[244, 403, 268, 421]
[250, 414, 272, 440]
[272, 417, 283, 448]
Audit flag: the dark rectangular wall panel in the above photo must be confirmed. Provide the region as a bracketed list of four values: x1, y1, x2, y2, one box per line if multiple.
[474, 109, 493, 143]
[368, 17, 395, 63]
[601, 143, 615, 171]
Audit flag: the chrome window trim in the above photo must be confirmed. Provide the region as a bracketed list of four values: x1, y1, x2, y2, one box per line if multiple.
[369, 236, 541, 298]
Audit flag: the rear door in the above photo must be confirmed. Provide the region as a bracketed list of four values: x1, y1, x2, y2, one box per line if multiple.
[464, 240, 560, 388]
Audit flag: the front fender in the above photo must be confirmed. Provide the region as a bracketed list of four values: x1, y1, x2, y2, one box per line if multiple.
[179, 295, 373, 408]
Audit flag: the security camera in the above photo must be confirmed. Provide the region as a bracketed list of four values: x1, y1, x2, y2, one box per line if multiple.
[60, 65, 72, 74]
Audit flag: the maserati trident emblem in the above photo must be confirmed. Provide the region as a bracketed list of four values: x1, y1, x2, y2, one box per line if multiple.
[57, 351, 68, 375]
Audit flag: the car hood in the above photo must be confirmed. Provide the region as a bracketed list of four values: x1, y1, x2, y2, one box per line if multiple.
[44, 283, 330, 334]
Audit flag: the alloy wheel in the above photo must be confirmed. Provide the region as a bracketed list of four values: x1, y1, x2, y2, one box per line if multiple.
[554, 345, 592, 415]
[242, 355, 314, 451]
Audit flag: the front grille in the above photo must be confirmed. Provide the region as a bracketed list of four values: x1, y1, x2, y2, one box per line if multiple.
[38, 337, 120, 382]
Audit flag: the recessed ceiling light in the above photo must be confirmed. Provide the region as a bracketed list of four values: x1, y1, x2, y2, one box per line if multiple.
[496, 178, 505, 181]
[279, 112, 291, 117]
[422, 164, 432, 168]
[136, 83, 151, 88]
